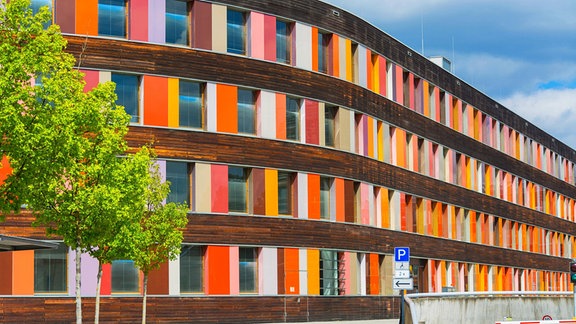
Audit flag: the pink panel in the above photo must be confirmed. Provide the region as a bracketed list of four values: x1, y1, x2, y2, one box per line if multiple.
[343, 252, 352, 294]
[249, 13, 265, 59]
[408, 73, 415, 110]
[130, 0, 148, 41]
[229, 246, 240, 295]
[305, 100, 319, 145]
[263, 14, 276, 61]
[211, 164, 228, 213]
[81, 70, 99, 92]
[360, 183, 370, 225]
[356, 115, 366, 156]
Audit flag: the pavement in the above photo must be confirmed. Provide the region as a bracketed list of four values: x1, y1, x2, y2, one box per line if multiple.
[280, 320, 399, 324]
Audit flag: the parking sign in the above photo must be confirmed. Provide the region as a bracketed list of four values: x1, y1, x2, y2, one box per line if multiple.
[394, 247, 410, 262]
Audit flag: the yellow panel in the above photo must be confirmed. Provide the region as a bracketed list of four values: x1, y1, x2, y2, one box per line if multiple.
[265, 169, 278, 216]
[422, 80, 430, 117]
[367, 117, 374, 158]
[307, 249, 320, 295]
[168, 78, 179, 128]
[377, 121, 384, 161]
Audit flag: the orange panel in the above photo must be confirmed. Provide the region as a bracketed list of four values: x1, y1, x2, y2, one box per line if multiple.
[216, 84, 238, 133]
[368, 254, 379, 294]
[331, 35, 339, 78]
[334, 178, 345, 222]
[13, 250, 34, 295]
[143, 75, 168, 126]
[381, 187, 389, 229]
[308, 174, 320, 219]
[366, 49, 373, 91]
[284, 248, 300, 294]
[311, 27, 318, 72]
[206, 246, 230, 295]
[75, 0, 98, 36]
[0, 156, 11, 185]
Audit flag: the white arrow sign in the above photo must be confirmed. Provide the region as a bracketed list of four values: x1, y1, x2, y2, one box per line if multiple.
[393, 278, 414, 290]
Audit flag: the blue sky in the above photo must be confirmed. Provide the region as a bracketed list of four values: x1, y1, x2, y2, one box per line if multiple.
[323, 0, 576, 149]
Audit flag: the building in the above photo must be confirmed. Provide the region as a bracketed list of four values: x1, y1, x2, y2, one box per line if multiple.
[1, 0, 575, 322]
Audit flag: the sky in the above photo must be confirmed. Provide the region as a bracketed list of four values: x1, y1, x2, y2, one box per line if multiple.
[323, 0, 576, 149]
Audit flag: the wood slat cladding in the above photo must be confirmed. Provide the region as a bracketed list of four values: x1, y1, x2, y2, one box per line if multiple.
[125, 127, 576, 238]
[63, 36, 576, 203]
[207, 0, 576, 159]
[185, 214, 568, 272]
[0, 296, 399, 322]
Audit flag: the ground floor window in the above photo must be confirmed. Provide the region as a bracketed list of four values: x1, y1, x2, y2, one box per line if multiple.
[180, 245, 204, 293]
[111, 260, 139, 293]
[34, 242, 68, 293]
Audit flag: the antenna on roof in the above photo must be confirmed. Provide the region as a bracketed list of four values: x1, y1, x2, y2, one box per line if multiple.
[451, 36, 455, 74]
[420, 9, 425, 55]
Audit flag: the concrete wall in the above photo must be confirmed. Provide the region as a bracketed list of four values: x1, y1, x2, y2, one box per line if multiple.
[407, 296, 573, 324]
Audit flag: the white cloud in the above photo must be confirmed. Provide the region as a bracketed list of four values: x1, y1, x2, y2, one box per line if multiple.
[499, 88, 576, 148]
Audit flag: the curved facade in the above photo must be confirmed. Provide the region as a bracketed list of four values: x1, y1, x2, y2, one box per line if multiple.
[2, 0, 576, 322]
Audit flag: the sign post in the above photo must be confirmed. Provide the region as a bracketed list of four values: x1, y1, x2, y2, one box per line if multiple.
[393, 247, 411, 324]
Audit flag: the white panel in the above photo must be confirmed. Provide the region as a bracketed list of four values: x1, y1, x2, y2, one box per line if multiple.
[168, 256, 180, 295]
[297, 173, 308, 219]
[206, 83, 217, 132]
[359, 254, 366, 295]
[259, 91, 276, 139]
[299, 249, 308, 295]
[338, 37, 347, 80]
[357, 45, 367, 87]
[260, 247, 278, 295]
[99, 71, 111, 83]
[348, 110, 356, 153]
[295, 23, 312, 70]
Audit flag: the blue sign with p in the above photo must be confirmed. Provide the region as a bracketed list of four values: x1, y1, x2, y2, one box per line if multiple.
[394, 247, 410, 262]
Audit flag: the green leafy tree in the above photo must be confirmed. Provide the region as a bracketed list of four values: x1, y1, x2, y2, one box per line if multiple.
[111, 158, 188, 324]
[0, 1, 142, 323]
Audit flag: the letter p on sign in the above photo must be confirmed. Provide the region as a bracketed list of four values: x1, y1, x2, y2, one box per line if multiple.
[394, 247, 410, 262]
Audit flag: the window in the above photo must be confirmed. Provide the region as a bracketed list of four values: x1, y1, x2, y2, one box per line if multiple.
[229, 166, 249, 213]
[286, 96, 300, 141]
[320, 250, 343, 295]
[34, 243, 67, 293]
[112, 73, 140, 123]
[166, 161, 189, 205]
[31, 0, 53, 28]
[278, 172, 293, 215]
[179, 80, 204, 128]
[317, 31, 331, 73]
[98, 0, 127, 38]
[227, 9, 246, 55]
[111, 260, 139, 293]
[237, 88, 256, 134]
[180, 245, 204, 293]
[166, 0, 189, 45]
[239, 247, 258, 293]
[276, 20, 291, 64]
[320, 177, 332, 220]
[324, 106, 337, 147]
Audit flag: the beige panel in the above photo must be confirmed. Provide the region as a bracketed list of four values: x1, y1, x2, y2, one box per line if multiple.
[194, 163, 212, 213]
[211, 4, 227, 53]
[318, 102, 325, 146]
[99, 71, 111, 83]
[336, 108, 352, 152]
[348, 252, 358, 295]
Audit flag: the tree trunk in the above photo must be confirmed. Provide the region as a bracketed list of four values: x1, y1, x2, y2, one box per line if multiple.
[75, 246, 82, 324]
[142, 273, 148, 324]
[95, 262, 102, 324]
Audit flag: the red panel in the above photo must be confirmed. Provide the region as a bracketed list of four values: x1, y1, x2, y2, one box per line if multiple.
[311, 27, 318, 72]
[307, 174, 320, 220]
[129, 0, 148, 41]
[252, 168, 266, 215]
[305, 100, 319, 145]
[101, 263, 112, 295]
[263, 14, 276, 61]
[211, 164, 228, 213]
[193, 1, 212, 50]
[275, 93, 286, 139]
[147, 261, 169, 294]
[334, 178, 345, 222]
[394, 65, 403, 104]
[368, 254, 380, 294]
[378, 56, 387, 96]
[206, 246, 230, 295]
[81, 69, 99, 92]
[144, 75, 168, 126]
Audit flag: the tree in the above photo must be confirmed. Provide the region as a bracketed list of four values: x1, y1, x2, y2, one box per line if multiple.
[0, 1, 140, 323]
[111, 157, 188, 324]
